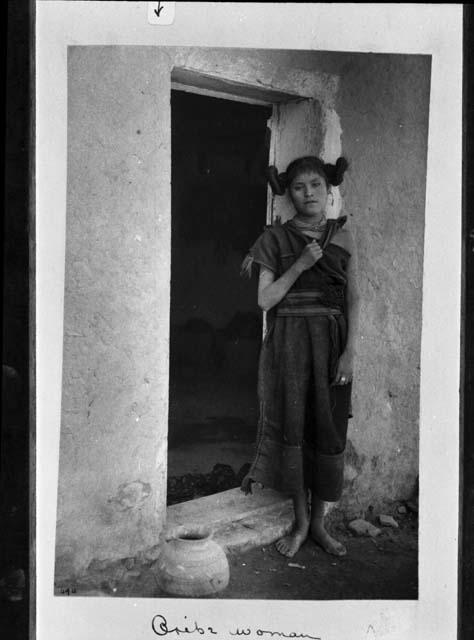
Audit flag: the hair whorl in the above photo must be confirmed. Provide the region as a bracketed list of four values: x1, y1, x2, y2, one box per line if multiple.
[266, 166, 287, 195]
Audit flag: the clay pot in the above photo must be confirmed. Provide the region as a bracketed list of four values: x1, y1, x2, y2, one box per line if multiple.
[155, 525, 229, 597]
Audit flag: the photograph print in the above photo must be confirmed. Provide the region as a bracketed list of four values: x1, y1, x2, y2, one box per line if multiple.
[54, 45, 430, 601]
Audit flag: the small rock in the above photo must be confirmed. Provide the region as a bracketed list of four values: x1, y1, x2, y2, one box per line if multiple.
[125, 570, 142, 578]
[346, 511, 363, 522]
[142, 544, 161, 563]
[288, 562, 306, 569]
[379, 515, 399, 528]
[348, 518, 381, 537]
[123, 557, 135, 570]
[397, 505, 407, 514]
[87, 558, 110, 573]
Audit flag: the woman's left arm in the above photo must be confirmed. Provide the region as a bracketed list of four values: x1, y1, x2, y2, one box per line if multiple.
[334, 228, 361, 385]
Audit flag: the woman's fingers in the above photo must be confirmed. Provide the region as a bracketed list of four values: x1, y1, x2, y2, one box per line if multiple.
[334, 370, 352, 385]
[308, 242, 323, 261]
[334, 353, 353, 385]
[299, 242, 323, 269]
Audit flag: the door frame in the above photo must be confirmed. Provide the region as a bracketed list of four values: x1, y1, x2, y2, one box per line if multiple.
[171, 67, 313, 227]
[167, 68, 315, 506]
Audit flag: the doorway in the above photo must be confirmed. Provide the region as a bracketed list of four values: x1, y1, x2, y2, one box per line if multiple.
[167, 90, 272, 505]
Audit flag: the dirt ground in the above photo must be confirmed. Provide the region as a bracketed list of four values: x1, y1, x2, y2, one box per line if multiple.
[60, 508, 417, 600]
[216, 521, 418, 600]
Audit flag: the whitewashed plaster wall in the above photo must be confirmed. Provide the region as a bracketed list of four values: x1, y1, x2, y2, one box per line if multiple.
[335, 53, 430, 514]
[56, 47, 430, 580]
[55, 46, 342, 580]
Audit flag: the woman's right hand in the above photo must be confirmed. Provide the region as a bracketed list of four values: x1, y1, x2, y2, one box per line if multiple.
[296, 240, 323, 271]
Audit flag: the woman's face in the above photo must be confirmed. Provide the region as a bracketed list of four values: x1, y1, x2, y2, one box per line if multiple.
[288, 170, 329, 218]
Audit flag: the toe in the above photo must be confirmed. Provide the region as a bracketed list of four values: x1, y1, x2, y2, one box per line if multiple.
[327, 540, 346, 556]
[275, 540, 287, 555]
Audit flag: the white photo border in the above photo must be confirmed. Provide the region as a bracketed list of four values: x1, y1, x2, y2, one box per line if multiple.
[36, 3, 462, 639]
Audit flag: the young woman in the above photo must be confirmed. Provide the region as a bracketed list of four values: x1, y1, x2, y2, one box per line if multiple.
[241, 156, 360, 558]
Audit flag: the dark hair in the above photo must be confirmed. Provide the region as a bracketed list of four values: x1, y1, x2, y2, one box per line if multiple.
[266, 156, 349, 195]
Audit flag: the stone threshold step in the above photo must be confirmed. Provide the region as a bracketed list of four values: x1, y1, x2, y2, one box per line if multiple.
[165, 487, 294, 554]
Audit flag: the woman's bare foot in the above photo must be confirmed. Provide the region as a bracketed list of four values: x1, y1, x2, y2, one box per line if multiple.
[310, 523, 347, 556]
[276, 490, 310, 557]
[275, 526, 309, 558]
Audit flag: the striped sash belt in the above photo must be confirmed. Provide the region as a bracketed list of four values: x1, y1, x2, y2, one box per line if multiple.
[275, 291, 342, 317]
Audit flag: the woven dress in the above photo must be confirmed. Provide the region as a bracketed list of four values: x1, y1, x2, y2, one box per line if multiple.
[241, 216, 352, 501]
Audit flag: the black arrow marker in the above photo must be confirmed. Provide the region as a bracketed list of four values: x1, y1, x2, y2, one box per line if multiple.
[154, 2, 164, 18]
